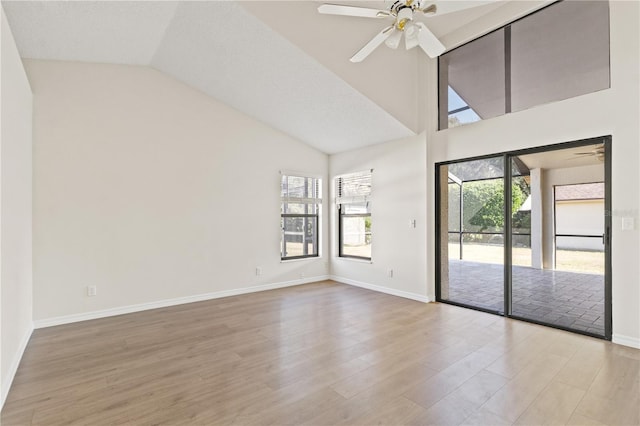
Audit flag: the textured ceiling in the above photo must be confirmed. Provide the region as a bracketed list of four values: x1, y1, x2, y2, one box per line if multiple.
[150, 1, 412, 154]
[1, 1, 179, 64]
[1, 0, 545, 154]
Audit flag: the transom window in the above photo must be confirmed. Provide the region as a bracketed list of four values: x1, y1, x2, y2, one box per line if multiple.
[439, 0, 610, 129]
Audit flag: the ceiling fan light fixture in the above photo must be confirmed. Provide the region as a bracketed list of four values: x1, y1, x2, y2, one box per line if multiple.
[319, 0, 489, 62]
[385, 29, 403, 49]
[405, 22, 417, 38]
[404, 23, 419, 49]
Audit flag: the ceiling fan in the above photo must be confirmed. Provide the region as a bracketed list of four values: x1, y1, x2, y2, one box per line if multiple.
[573, 145, 604, 161]
[317, 0, 495, 62]
[573, 145, 605, 161]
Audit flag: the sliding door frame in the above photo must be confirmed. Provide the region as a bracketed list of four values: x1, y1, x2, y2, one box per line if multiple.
[435, 135, 612, 340]
[435, 152, 507, 316]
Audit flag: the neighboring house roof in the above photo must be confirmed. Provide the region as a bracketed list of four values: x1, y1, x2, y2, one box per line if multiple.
[555, 183, 604, 201]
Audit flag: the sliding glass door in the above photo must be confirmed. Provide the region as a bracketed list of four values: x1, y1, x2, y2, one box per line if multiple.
[437, 156, 505, 314]
[436, 138, 611, 339]
[510, 145, 609, 337]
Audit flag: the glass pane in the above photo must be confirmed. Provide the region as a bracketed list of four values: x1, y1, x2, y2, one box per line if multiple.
[282, 202, 319, 215]
[447, 86, 481, 128]
[556, 237, 604, 274]
[511, 0, 610, 112]
[448, 157, 505, 182]
[438, 158, 504, 313]
[341, 216, 371, 258]
[512, 234, 532, 267]
[512, 174, 532, 267]
[448, 182, 461, 232]
[281, 216, 318, 258]
[281, 175, 320, 198]
[462, 179, 506, 233]
[342, 202, 371, 215]
[511, 146, 606, 337]
[448, 233, 460, 260]
[439, 29, 506, 129]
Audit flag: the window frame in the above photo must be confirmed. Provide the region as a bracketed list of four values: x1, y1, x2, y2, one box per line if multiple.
[280, 173, 322, 261]
[438, 0, 610, 130]
[336, 170, 372, 261]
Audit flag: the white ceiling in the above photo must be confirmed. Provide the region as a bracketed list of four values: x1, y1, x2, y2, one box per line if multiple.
[150, 1, 412, 154]
[2, 1, 180, 65]
[519, 144, 605, 170]
[1, 0, 544, 154]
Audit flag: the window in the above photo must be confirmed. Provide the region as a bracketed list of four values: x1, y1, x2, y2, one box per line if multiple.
[439, 0, 610, 130]
[280, 174, 321, 260]
[439, 29, 506, 129]
[446, 86, 482, 128]
[337, 170, 372, 260]
[510, 0, 610, 113]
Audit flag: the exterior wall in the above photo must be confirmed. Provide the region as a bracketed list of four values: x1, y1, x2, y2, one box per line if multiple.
[556, 200, 605, 251]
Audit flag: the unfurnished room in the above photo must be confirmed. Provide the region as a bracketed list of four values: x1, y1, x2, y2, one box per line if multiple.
[0, 0, 639, 424]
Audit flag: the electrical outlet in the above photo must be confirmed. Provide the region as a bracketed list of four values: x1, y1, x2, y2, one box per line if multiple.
[622, 217, 635, 230]
[87, 285, 97, 297]
[409, 219, 416, 228]
[387, 269, 393, 278]
[256, 267, 262, 276]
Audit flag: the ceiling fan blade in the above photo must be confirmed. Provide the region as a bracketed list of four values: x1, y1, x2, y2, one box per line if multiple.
[318, 4, 390, 18]
[415, 22, 446, 58]
[350, 26, 394, 63]
[574, 146, 605, 155]
[423, 1, 499, 17]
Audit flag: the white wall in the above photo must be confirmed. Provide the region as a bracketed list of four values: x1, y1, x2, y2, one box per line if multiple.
[556, 200, 604, 251]
[0, 6, 33, 408]
[426, 0, 640, 347]
[545, 165, 605, 259]
[26, 60, 329, 324]
[330, 134, 428, 302]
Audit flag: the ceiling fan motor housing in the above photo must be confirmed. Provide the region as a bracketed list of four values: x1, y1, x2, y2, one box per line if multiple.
[396, 7, 414, 29]
[387, 0, 415, 16]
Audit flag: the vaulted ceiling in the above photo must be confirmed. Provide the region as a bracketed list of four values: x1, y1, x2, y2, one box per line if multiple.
[1, 0, 551, 154]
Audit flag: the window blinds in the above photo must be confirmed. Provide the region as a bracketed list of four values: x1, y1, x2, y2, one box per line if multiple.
[337, 170, 372, 205]
[281, 175, 321, 204]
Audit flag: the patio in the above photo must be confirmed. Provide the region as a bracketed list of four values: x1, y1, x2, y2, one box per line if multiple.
[445, 259, 605, 336]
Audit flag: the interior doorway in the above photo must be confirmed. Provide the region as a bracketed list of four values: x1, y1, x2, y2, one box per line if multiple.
[436, 136, 611, 339]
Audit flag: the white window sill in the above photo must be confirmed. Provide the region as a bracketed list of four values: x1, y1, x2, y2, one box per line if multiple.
[335, 257, 372, 264]
[280, 256, 323, 264]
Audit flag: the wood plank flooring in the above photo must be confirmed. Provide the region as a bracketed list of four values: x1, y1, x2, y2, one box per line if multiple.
[2, 281, 639, 425]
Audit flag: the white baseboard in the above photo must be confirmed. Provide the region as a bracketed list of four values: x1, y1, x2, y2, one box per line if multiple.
[330, 275, 431, 303]
[34, 275, 330, 329]
[612, 333, 640, 349]
[1, 323, 34, 410]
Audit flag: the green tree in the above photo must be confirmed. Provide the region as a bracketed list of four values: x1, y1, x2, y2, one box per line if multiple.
[448, 116, 462, 128]
[463, 180, 525, 231]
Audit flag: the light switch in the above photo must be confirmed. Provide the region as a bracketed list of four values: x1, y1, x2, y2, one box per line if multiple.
[622, 217, 635, 230]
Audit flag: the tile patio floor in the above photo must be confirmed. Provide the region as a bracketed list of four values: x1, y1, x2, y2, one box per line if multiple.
[445, 259, 605, 336]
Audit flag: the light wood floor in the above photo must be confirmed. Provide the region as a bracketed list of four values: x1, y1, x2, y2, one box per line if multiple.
[2, 281, 639, 425]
